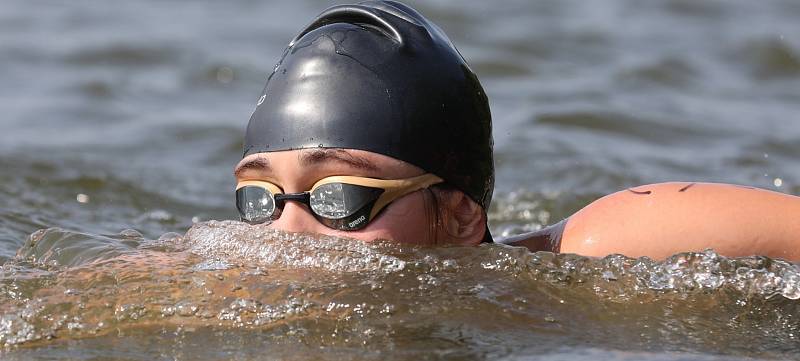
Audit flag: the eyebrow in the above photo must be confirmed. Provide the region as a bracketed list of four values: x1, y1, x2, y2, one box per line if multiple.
[300, 149, 379, 172]
[233, 157, 271, 178]
[233, 149, 380, 178]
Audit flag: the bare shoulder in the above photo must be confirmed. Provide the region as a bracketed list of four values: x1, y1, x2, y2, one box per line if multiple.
[559, 182, 800, 260]
[497, 218, 567, 252]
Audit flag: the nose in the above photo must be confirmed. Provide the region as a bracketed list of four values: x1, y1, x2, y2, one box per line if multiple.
[268, 201, 325, 234]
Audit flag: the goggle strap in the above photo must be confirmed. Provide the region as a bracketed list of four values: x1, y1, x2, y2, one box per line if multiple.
[236, 180, 282, 195]
[368, 174, 444, 220]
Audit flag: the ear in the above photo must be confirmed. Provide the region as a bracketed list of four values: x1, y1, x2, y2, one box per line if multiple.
[437, 190, 486, 246]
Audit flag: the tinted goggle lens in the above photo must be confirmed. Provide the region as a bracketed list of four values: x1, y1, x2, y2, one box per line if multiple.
[310, 183, 382, 219]
[310, 183, 384, 230]
[235, 186, 276, 224]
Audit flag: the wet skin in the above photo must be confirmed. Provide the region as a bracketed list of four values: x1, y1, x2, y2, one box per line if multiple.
[234, 149, 441, 245]
[235, 150, 800, 260]
[557, 182, 800, 260]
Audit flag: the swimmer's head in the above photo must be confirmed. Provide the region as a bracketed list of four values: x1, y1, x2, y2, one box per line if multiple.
[238, 1, 493, 244]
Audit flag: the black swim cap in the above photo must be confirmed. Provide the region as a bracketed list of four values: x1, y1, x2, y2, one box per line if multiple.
[244, 1, 494, 211]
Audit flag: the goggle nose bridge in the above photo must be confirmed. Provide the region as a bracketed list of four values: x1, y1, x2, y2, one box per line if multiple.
[273, 191, 311, 208]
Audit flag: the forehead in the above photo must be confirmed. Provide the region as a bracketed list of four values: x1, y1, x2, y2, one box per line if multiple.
[234, 148, 424, 179]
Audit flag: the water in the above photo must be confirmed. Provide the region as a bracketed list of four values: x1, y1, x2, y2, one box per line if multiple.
[2, 0, 800, 359]
[3, 222, 800, 360]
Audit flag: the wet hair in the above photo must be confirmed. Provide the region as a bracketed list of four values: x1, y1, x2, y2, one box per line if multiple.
[421, 188, 442, 245]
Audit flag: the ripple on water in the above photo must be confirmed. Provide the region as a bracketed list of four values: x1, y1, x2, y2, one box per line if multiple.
[617, 57, 699, 89]
[735, 37, 800, 80]
[534, 111, 722, 145]
[0, 222, 798, 359]
[64, 43, 180, 67]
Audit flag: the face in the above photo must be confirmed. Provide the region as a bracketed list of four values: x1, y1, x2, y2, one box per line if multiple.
[233, 148, 438, 244]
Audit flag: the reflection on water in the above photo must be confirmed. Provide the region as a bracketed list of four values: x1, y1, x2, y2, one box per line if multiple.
[2, 222, 799, 359]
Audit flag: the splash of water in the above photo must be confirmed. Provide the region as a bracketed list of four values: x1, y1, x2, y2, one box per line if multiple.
[1, 221, 799, 359]
[186, 221, 408, 273]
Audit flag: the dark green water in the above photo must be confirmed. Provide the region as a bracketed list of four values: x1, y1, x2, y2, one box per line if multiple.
[2, 0, 800, 359]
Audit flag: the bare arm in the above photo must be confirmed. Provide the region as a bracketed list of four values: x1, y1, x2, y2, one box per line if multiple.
[496, 219, 567, 252]
[558, 182, 800, 260]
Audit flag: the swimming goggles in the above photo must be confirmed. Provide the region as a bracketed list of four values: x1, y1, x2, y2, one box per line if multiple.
[235, 174, 443, 231]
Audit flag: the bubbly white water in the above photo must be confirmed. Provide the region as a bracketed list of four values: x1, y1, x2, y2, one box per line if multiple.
[1, 221, 799, 360]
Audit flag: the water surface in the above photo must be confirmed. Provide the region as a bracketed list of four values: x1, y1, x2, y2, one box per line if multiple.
[2, 0, 800, 359]
[3, 222, 800, 360]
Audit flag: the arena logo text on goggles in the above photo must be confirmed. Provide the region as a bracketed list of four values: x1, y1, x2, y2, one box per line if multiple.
[235, 174, 443, 231]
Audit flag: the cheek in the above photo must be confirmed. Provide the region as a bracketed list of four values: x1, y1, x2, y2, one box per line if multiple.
[345, 192, 432, 244]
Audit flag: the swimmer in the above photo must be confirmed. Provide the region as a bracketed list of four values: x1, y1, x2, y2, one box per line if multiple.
[234, 1, 800, 260]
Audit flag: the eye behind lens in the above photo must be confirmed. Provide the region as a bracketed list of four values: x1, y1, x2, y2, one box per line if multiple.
[310, 183, 383, 220]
